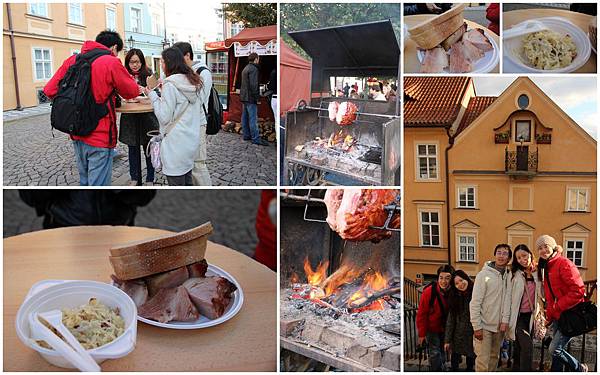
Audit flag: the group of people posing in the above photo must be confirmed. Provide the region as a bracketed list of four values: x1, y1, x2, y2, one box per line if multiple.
[417, 235, 590, 372]
[44, 30, 248, 186]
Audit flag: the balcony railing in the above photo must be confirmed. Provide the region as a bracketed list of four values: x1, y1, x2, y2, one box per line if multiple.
[505, 148, 538, 176]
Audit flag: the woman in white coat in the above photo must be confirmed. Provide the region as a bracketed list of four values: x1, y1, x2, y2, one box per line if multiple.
[144, 47, 203, 185]
[508, 244, 544, 371]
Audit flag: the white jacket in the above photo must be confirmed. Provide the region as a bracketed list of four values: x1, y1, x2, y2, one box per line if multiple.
[507, 269, 543, 341]
[470, 261, 512, 333]
[148, 74, 202, 176]
[192, 61, 212, 126]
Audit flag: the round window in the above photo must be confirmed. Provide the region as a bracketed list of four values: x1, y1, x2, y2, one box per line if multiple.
[518, 94, 529, 109]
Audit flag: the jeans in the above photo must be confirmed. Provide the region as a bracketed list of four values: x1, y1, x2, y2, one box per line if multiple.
[128, 145, 155, 183]
[451, 353, 475, 371]
[426, 332, 446, 371]
[549, 322, 583, 371]
[166, 170, 192, 186]
[72, 140, 112, 186]
[241, 102, 259, 143]
[512, 312, 533, 371]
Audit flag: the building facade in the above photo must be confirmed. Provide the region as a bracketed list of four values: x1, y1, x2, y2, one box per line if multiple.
[123, 2, 165, 77]
[404, 77, 597, 283]
[3, 3, 125, 110]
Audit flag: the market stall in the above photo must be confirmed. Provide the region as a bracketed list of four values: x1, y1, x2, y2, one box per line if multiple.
[224, 25, 277, 123]
[280, 39, 311, 117]
[205, 41, 229, 111]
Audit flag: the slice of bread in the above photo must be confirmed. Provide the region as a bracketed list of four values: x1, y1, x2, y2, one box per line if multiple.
[410, 14, 466, 49]
[408, 4, 466, 35]
[110, 222, 213, 280]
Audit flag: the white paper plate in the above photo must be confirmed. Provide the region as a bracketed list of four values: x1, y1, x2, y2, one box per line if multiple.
[416, 28, 499, 74]
[135, 264, 243, 329]
[503, 17, 591, 73]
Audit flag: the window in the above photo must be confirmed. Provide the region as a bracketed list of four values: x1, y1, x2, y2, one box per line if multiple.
[231, 23, 244, 37]
[29, 3, 48, 17]
[565, 239, 584, 267]
[457, 186, 476, 208]
[518, 94, 529, 109]
[152, 14, 161, 36]
[420, 211, 440, 247]
[130, 8, 142, 33]
[515, 120, 531, 142]
[567, 187, 589, 212]
[458, 235, 476, 262]
[68, 3, 83, 25]
[36, 89, 50, 104]
[32, 48, 52, 80]
[106, 8, 116, 31]
[416, 144, 438, 180]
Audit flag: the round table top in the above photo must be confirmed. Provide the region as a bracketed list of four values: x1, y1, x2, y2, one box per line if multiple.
[116, 100, 154, 114]
[503, 9, 597, 73]
[404, 15, 500, 73]
[3, 226, 277, 372]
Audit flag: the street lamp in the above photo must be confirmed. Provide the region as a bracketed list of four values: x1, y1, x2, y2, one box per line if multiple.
[127, 35, 135, 51]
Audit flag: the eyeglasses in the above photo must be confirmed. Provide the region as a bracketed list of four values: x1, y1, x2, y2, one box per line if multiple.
[496, 251, 510, 256]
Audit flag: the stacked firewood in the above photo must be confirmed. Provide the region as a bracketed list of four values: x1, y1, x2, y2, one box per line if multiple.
[222, 118, 276, 142]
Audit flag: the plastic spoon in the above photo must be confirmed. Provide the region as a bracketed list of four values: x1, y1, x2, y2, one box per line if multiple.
[31, 310, 101, 372]
[503, 20, 548, 40]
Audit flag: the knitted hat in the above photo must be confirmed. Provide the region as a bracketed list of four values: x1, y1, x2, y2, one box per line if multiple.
[535, 235, 557, 250]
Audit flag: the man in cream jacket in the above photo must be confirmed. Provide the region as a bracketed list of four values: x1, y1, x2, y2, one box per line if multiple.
[469, 244, 513, 372]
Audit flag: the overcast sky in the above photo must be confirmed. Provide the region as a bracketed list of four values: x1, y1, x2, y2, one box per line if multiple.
[165, 0, 223, 41]
[474, 77, 598, 139]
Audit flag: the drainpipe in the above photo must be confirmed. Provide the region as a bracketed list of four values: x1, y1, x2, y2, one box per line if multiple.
[445, 128, 455, 266]
[6, 3, 23, 110]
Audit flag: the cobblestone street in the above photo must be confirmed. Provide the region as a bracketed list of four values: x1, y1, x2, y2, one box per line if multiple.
[3, 113, 277, 186]
[3, 189, 267, 258]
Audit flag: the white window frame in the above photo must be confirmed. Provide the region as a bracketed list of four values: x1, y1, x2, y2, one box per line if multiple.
[564, 238, 585, 267]
[418, 209, 441, 248]
[456, 185, 477, 208]
[152, 13, 161, 36]
[29, 3, 49, 18]
[32, 47, 53, 81]
[68, 3, 84, 25]
[566, 187, 590, 212]
[130, 7, 142, 33]
[106, 7, 117, 31]
[415, 142, 439, 181]
[457, 233, 477, 262]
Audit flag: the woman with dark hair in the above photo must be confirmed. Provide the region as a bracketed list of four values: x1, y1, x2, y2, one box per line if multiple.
[142, 47, 204, 186]
[507, 244, 543, 371]
[444, 270, 476, 371]
[119, 48, 159, 186]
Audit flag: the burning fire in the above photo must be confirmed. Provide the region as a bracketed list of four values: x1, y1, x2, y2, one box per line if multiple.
[297, 258, 392, 312]
[314, 130, 357, 151]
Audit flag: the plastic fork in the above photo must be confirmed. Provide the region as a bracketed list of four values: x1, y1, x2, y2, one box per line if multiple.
[503, 20, 548, 39]
[31, 310, 101, 372]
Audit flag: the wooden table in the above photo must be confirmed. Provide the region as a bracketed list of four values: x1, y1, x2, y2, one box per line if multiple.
[3, 226, 277, 372]
[404, 15, 500, 73]
[116, 101, 155, 186]
[504, 9, 597, 73]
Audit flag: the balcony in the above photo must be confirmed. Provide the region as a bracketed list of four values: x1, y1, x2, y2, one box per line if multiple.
[505, 148, 538, 178]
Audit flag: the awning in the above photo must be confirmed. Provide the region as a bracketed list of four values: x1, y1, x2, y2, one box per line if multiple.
[281, 39, 311, 115]
[205, 41, 227, 52]
[224, 25, 277, 47]
[288, 20, 400, 93]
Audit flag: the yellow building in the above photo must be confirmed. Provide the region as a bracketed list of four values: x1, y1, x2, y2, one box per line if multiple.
[404, 77, 597, 283]
[3, 3, 125, 110]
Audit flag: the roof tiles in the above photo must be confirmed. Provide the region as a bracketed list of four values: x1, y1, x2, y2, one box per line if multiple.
[455, 96, 497, 135]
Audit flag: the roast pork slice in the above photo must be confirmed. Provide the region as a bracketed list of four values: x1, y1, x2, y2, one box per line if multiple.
[441, 22, 467, 51]
[111, 275, 148, 307]
[324, 189, 344, 231]
[420, 47, 448, 73]
[187, 259, 208, 278]
[449, 40, 485, 73]
[183, 277, 237, 320]
[145, 266, 189, 297]
[463, 28, 493, 52]
[138, 286, 199, 323]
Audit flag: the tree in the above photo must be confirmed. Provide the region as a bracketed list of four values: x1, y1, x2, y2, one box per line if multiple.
[280, 3, 401, 58]
[221, 3, 277, 28]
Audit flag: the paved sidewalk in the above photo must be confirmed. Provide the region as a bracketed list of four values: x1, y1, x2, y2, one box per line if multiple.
[3, 113, 277, 186]
[3, 104, 51, 123]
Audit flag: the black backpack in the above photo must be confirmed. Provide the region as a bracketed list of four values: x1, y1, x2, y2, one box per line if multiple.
[50, 49, 114, 138]
[197, 67, 223, 135]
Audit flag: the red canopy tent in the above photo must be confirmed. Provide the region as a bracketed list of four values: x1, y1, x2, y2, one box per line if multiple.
[224, 25, 277, 123]
[280, 39, 311, 116]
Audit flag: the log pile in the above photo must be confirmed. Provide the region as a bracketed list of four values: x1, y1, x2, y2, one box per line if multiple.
[222, 118, 276, 142]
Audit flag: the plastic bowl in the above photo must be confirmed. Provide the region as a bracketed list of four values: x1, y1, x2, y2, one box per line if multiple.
[15, 280, 137, 369]
[504, 17, 591, 73]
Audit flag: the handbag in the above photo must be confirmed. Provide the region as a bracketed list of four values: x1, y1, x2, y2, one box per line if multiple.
[523, 277, 546, 340]
[146, 100, 190, 172]
[546, 269, 597, 337]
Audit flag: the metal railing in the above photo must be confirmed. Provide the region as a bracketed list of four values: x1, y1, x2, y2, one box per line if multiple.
[505, 149, 538, 174]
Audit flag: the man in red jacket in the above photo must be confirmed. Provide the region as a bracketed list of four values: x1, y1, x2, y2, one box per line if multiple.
[44, 30, 139, 186]
[536, 235, 588, 372]
[417, 264, 455, 371]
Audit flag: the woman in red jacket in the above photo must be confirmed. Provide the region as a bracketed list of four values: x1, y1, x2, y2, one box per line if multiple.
[536, 235, 588, 372]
